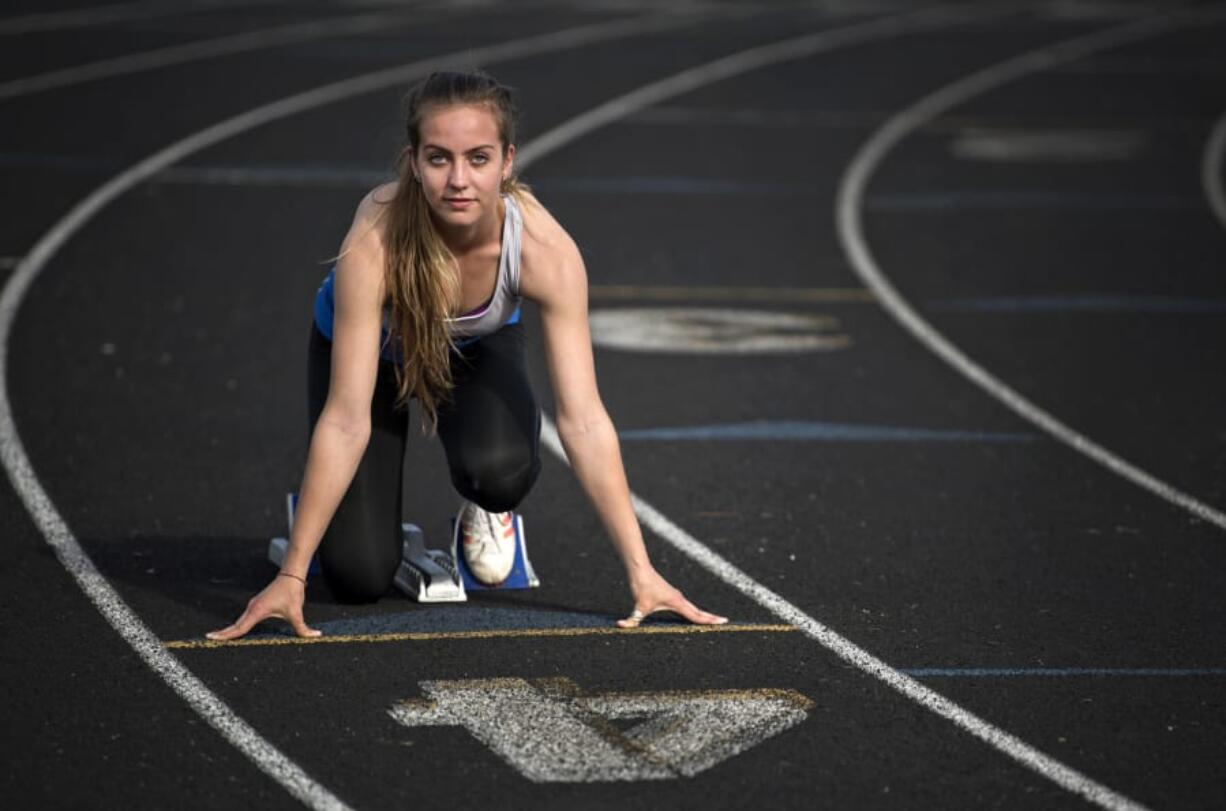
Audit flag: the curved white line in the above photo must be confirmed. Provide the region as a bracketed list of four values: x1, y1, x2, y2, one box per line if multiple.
[0, 0, 290, 36]
[0, 10, 730, 810]
[836, 8, 1226, 532]
[516, 16, 1149, 808]
[0, 5, 432, 101]
[1203, 108, 1226, 230]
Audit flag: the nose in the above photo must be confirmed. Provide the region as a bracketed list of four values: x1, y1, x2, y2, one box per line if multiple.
[447, 161, 468, 190]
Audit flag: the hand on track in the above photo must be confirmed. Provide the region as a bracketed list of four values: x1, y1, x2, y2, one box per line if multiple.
[205, 575, 322, 641]
[618, 570, 728, 628]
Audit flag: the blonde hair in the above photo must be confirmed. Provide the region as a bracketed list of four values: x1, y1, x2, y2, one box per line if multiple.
[377, 70, 532, 435]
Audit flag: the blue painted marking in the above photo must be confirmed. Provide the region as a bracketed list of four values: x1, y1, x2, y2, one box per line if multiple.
[617, 420, 1032, 443]
[0, 154, 1210, 212]
[0, 152, 391, 187]
[533, 176, 807, 196]
[157, 164, 391, 187]
[0, 151, 122, 173]
[864, 191, 1198, 210]
[928, 295, 1226, 314]
[904, 667, 1226, 677]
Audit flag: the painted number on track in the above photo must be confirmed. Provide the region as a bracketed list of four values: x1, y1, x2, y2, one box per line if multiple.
[390, 676, 813, 782]
[588, 307, 851, 354]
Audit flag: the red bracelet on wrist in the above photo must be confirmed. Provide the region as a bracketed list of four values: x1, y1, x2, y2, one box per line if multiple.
[277, 571, 307, 585]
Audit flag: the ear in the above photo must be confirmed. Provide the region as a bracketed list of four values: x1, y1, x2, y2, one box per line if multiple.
[402, 145, 419, 181]
[502, 143, 516, 180]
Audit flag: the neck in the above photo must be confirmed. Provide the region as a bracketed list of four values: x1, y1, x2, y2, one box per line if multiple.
[434, 196, 504, 254]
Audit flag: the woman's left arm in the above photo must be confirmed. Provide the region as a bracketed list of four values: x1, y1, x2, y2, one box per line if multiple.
[521, 209, 726, 627]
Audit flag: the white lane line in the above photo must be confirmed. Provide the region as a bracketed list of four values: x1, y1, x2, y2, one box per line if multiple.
[0, 4, 435, 101]
[0, 9, 736, 810]
[836, 7, 1226, 533]
[0, 0, 290, 36]
[510, 13, 1147, 810]
[1203, 108, 1226, 231]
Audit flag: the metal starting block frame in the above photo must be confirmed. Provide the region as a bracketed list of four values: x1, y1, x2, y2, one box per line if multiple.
[393, 522, 465, 602]
[268, 493, 540, 603]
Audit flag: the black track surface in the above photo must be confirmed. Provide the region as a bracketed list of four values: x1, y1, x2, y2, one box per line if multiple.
[3, 1, 1224, 808]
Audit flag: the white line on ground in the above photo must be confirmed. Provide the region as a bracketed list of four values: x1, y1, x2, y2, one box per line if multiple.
[836, 7, 1226, 532]
[1203, 108, 1226, 231]
[0, 0, 291, 36]
[0, 8, 744, 810]
[0, 4, 434, 101]
[514, 14, 1151, 805]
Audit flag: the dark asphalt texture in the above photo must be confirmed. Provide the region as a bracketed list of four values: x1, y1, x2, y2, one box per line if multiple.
[3, 1, 1225, 809]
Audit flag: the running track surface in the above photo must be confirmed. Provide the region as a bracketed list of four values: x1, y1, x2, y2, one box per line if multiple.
[2, 1, 1224, 808]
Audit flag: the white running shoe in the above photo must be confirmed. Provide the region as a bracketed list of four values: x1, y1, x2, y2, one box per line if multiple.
[459, 501, 517, 585]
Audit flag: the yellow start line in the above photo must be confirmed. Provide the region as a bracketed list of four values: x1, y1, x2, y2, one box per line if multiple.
[166, 623, 798, 650]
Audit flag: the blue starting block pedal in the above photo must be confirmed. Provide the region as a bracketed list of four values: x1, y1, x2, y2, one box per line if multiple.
[396, 505, 540, 602]
[267, 492, 320, 576]
[449, 509, 540, 592]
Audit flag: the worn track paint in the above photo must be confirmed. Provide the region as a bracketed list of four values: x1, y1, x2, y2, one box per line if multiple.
[589, 307, 851, 354]
[390, 677, 813, 782]
[949, 128, 1145, 161]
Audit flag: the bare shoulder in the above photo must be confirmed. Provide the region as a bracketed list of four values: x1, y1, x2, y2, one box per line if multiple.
[335, 184, 395, 302]
[353, 181, 397, 239]
[516, 189, 584, 304]
[517, 188, 574, 253]
[343, 183, 397, 261]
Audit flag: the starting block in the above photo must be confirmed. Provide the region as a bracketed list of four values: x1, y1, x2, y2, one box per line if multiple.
[268, 493, 540, 602]
[393, 522, 466, 602]
[395, 505, 540, 602]
[450, 509, 540, 592]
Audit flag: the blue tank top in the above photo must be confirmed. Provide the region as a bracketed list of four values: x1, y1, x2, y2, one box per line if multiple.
[314, 193, 524, 362]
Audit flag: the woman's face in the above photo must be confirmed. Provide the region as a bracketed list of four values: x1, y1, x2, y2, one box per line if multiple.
[412, 103, 514, 231]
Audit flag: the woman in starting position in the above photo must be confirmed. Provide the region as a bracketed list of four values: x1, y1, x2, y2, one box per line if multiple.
[207, 70, 726, 641]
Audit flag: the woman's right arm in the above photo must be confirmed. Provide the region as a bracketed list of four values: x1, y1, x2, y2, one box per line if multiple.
[206, 190, 389, 641]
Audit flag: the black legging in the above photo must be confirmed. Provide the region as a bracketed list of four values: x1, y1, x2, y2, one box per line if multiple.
[307, 320, 542, 603]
